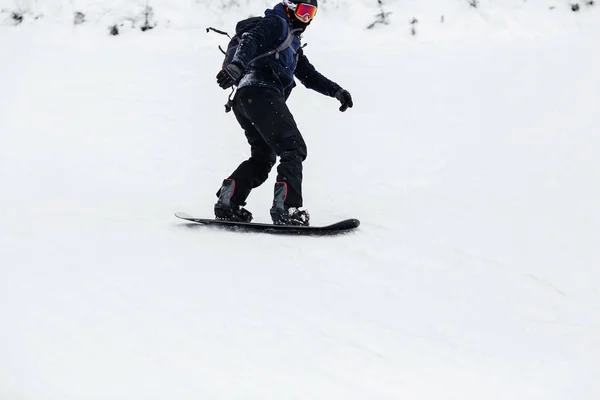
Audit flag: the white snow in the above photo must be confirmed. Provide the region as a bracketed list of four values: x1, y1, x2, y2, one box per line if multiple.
[1, 1, 599, 400]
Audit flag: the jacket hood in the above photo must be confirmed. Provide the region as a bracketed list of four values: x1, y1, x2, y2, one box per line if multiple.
[265, 3, 309, 35]
[265, 3, 291, 21]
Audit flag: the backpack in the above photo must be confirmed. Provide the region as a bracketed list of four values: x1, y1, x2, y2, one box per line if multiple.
[208, 16, 302, 68]
[207, 17, 302, 112]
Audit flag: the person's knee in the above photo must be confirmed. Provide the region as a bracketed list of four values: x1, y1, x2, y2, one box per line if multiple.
[280, 149, 306, 164]
[279, 137, 307, 162]
[246, 156, 273, 185]
[250, 153, 276, 174]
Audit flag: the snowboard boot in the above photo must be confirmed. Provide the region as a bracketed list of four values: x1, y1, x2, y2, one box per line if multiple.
[214, 179, 253, 222]
[269, 182, 310, 226]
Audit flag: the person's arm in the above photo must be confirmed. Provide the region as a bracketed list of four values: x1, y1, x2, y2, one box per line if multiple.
[294, 49, 341, 97]
[295, 50, 354, 112]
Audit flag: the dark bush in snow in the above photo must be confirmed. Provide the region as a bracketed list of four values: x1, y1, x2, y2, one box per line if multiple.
[74, 11, 85, 25]
[367, 0, 391, 29]
[410, 17, 418, 36]
[12, 11, 23, 25]
[141, 5, 156, 31]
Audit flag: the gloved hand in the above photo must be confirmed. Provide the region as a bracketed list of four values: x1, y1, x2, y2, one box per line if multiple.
[335, 89, 353, 112]
[216, 63, 244, 90]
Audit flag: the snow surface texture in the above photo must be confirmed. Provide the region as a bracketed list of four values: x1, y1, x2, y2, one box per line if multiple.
[1, 0, 599, 37]
[1, 1, 600, 400]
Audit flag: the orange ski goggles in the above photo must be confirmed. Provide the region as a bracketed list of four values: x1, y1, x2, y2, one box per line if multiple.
[293, 3, 317, 23]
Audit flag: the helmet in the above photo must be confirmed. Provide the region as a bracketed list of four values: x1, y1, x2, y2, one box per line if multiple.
[283, 0, 318, 7]
[282, 0, 318, 24]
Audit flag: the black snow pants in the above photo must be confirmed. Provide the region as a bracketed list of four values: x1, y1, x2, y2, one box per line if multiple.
[223, 86, 307, 208]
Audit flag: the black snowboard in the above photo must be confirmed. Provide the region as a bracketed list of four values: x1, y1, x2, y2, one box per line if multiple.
[175, 212, 360, 236]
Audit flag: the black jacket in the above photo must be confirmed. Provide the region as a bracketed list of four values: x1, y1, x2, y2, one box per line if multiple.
[232, 3, 341, 100]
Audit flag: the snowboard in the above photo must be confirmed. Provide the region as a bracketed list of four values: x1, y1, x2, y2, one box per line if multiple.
[175, 212, 360, 236]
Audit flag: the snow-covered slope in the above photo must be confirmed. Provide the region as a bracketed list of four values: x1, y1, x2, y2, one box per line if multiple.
[2, 0, 599, 37]
[1, 1, 599, 400]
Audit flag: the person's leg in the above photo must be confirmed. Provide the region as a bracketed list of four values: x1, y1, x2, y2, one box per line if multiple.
[235, 87, 307, 208]
[214, 89, 276, 221]
[224, 92, 277, 205]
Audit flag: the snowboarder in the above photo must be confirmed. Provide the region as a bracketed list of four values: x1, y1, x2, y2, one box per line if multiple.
[214, 0, 353, 226]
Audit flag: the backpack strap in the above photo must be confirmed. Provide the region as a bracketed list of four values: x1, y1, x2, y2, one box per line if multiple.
[206, 26, 232, 39]
[206, 26, 233, 55]
[247, 30, 294, 64]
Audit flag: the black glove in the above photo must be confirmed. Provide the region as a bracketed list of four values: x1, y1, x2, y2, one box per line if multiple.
[216, 63, 244, 90]
[335, 89, 353, 112]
